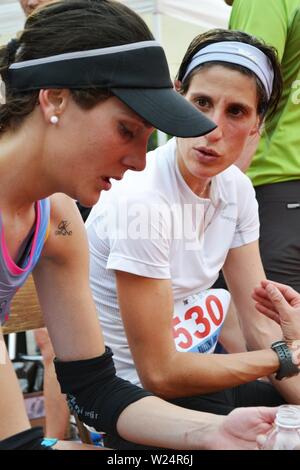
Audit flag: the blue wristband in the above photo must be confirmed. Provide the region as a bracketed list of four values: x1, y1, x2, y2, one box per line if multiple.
[41, 438, 58, 448]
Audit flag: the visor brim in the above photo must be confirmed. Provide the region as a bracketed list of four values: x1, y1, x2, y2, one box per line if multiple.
[112, 87, 216, 138]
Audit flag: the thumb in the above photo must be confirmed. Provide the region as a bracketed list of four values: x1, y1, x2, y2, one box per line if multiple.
[265, 283, 291, 319]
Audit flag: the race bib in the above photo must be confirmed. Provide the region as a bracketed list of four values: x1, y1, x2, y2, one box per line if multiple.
[173, 289, 231, 353]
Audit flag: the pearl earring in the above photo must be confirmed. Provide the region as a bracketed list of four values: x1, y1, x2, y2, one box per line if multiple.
[50, 115, 59, 125]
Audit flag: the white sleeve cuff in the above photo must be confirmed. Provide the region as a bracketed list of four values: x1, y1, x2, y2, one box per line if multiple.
[107, 254, 171, 279]
[230, 229, 259, 249]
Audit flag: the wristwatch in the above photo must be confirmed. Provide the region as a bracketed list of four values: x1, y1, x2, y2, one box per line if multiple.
[271, 340, 300, 381]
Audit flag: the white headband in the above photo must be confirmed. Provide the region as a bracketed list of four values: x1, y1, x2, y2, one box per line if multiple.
[182, 41, 274, 100]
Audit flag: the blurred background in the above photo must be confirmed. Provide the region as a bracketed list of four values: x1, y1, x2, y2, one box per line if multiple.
[0, 0, 230, 79]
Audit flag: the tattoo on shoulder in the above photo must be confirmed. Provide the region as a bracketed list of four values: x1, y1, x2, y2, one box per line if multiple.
[55, 220, 72, 236]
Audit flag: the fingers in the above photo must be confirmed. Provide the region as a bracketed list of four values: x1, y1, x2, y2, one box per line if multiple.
[260, 280, 299, 303]
[256, 433, 268, 449]
[254, 285, 270, 297]
[252, 287, 281, 323]
[257, 406, 278, 422]
[252, 290, 276, 310]
[264, 283, 292, 320]
[255, 407, 278, 449]
[253, 282, 293, 323]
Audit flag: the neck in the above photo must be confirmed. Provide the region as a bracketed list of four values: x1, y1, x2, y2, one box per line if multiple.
[195, 179, 211, 198]
[0, 126, 53, 213]
[184, 173, 212, 199]
[176, 153, 212, 198]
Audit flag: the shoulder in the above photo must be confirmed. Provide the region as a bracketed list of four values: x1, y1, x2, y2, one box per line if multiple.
[49, 193, 85, 236]
[221, 165, 255, 194]
[49, 193, 80, 221]
[217, 166, 257, 217]
[40, 194, 86, 263]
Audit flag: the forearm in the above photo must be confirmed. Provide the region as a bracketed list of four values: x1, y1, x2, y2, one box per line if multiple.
[0, 332, 31, 440]
[224, 279, 282, 350]
[141, 349, 279, 399]
[54, 347, 225, 449]
[218, 303, 247, 353]
[117, 396, 223, 450]
[239, 309, 282, 350]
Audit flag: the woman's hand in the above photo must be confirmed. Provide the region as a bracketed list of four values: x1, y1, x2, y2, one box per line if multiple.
[208, 407, 277, 450]
[252, 280, 300, 347]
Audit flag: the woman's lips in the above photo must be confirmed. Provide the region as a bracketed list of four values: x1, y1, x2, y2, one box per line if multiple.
[100, 175, 124, 191]
[101, 177, 112, 191]
[193, 147, 221, 162]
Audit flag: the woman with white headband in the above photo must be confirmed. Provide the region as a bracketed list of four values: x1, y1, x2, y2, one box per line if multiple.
[86, 28, 300, 449]
[0, 1, 284, 451]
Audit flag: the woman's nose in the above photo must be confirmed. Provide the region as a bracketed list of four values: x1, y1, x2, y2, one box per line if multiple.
[128, 153, 147, 172]
[123, 133, 153, 172]
[205, 124, 223, 142]
[123, 147, 147, 172]
[205, 112, 223, 142]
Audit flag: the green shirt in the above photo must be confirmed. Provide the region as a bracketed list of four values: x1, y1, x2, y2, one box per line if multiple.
[229, 0, 300, 187]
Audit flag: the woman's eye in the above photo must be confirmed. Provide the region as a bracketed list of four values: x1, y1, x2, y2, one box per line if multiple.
[119, 123, 134, 139]
[228, 106, 244, 117]
[196, 97, 210, 108]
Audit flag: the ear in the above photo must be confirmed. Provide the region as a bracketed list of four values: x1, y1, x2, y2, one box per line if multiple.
[174, 79, 182, 92]
[38, 89, 70, 124]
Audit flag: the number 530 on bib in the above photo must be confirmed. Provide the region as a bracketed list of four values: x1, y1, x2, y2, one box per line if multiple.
[173, 289, 231, 354]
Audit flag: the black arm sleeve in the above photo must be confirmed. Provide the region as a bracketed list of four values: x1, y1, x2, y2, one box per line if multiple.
[54, 346, 153, 436]
[0, 428, 55, 450]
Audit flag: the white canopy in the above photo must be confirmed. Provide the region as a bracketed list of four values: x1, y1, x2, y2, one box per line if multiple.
[158, 0, 230, 29]
[122, 1, 230, 28]
[0, 0, 230, 44]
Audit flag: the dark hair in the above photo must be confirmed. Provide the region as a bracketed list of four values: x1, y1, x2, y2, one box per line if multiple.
[0, 0, 154, 132]
[176, 29, 282, 122]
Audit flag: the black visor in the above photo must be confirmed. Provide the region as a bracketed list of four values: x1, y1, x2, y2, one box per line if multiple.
[8, 41, 215, 137]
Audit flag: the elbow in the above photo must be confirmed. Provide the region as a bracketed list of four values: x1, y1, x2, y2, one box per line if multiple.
[139, 370, 176, 399]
